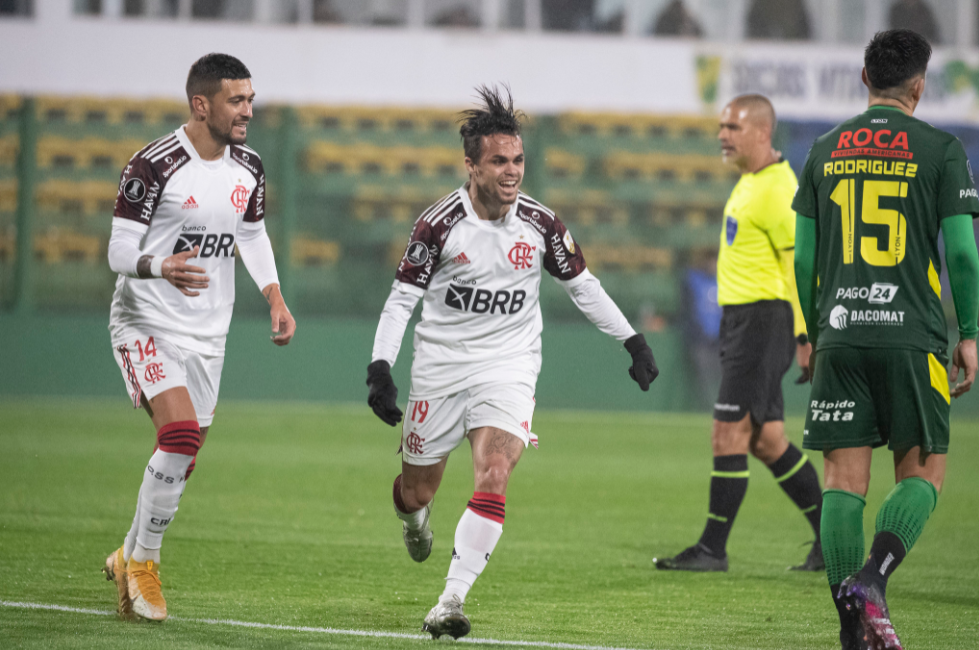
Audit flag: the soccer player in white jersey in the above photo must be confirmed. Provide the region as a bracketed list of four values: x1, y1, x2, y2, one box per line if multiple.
[100, 53, 296, 622]
[367, 86, 659, 639]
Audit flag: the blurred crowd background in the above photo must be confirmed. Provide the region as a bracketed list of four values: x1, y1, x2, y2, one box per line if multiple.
[2, 0, 979, 412]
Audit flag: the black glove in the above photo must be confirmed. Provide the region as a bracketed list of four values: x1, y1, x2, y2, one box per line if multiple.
[367, 360, 403, 426]
[624, 333, 659, 391]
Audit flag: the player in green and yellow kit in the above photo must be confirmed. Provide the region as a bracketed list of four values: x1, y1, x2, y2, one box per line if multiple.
[793, 29, 979, 650]
[655, 94, 825, 573]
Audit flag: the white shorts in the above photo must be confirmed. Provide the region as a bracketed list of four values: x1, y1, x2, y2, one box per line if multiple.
[401, 382, 538, 467]
[112, 329, 225, 427]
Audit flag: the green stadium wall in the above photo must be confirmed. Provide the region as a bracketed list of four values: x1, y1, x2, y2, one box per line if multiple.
[0, 313, 867, 418]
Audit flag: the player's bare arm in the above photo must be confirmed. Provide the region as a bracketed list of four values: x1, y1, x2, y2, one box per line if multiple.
[262, 283, 296, 346]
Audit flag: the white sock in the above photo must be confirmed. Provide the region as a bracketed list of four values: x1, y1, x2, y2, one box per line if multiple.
[440, 506, 504, 604]
[396, 505, 429, 531]
[132, 543, 160, 564]
[123, 486, 141, 563]
[133, 449, 192, 560]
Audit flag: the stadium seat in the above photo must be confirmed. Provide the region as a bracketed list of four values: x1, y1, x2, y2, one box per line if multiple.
[0, 95, 22, 121]
[36, 180, 117, 215]
[0, 180, 18, 213]
[36, 96, 185, 125]
[0, 136, 18, 167]
[0, 230, 13, 261]
[604, 152, 735, 183]
[543, 148, 586, 179]
[557, 112, 717, 141]
[297, 106, 460, 134]
[291, 237, 341, 266]
[543, 188, 628, 227]
[305, 142, 463, 179]
[36, 137, 142, 171]
[34, 228, 101, 263]
[585, 244, 673, 271]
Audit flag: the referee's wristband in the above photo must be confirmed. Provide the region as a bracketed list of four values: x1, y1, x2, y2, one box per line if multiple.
[796, 333, 809, 346]
[149, 256, 165, 278]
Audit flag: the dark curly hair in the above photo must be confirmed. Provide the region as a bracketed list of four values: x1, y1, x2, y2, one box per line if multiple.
[459, 84, 525, 162]
[186, 53, 251, 103]
[864, 29, 932, 93]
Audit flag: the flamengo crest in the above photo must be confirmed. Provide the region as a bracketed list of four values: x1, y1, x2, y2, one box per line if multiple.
[508, 242, 535, 270]
[230, 185, 250, 214]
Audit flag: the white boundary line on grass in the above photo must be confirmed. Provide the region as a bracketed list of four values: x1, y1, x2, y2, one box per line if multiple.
[0, 601, 655, 650]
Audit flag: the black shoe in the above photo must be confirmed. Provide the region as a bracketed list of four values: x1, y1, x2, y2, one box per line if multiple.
[839, 575, 903, 650]
[790, 540, 825, 571]
[654, 543, 728, 572]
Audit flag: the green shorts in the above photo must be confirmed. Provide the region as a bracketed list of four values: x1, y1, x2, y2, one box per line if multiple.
[802, 347, 950, 454]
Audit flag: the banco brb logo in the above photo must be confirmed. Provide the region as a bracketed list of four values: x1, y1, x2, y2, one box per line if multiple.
[230, 185, 250, 214]
[830, 305, 849, 330]
[508, 242, 535, 270]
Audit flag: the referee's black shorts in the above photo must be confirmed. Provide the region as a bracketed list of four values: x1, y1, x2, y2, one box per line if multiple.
[713, 299, 795, 425]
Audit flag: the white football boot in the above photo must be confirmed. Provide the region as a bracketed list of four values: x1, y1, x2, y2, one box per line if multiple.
[422, 594, 471, 639]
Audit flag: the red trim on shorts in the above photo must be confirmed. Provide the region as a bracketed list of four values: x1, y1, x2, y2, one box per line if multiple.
[467, 491, 506, 524]
[157, 420, 201, 456]
[117, 345, 142, 409]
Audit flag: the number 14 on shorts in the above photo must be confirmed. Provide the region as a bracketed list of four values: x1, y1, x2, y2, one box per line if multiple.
[133, 337, 158, 362]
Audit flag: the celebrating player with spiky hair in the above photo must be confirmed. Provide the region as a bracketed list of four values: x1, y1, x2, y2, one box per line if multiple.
[101, 53, 296, 622]
[794, 30, 979, 650]
[367, 85, 658, 639]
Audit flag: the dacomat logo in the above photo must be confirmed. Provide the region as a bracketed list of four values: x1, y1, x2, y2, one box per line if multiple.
[830, 305, 848, 330]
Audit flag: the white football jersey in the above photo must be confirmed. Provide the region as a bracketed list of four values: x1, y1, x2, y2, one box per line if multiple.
[108, 126, 267, 355]
[395, 187, 588, 399]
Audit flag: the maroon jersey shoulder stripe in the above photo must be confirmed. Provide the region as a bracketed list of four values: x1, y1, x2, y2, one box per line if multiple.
[394, 196, 468, 290]
[114, 133, 190, 226]
[231, 145, 266, 222]
[516, 196, 586, 281]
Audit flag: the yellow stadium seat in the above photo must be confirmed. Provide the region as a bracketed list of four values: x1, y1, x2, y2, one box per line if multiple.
[544, 149, 586, 178]
[297, 106, 461, 133]
[305, 142, 463, 179]
[0, 136, 18, 166]
[0, 230, 13, 260]
[604, 152, 735, 183]
[558, 112, 717, 140]
[0, 95, 22, 120]
[34, 228, 101, 263]
[36, 180, 117, 215]
[0, 180, 19, 213]
[36, 96, 185, 125]
[544, 188, 627, 226]
[586, 244, 673, 271]
[36, 137, 143, 170]
[291, 237, 341, 266]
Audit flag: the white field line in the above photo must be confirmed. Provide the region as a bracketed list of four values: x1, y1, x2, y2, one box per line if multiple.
[0, 601, 657, 650]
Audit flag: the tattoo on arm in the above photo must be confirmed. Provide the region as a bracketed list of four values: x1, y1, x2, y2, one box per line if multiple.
[262, 285, 274, 305]
[136, 255, 154, 279]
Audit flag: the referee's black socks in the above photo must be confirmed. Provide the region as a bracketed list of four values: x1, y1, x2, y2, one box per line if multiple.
[768, 443, 822, 538]
[697, 454, 749, 557]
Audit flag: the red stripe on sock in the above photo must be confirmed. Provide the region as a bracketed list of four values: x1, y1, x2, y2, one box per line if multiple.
[472, 491, 506, 504]
[467, 492, 506, 524]
[184, 456, 196, 480]
[156, 420, 201, 456]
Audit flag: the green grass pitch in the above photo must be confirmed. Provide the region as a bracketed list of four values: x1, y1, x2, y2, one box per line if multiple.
[1, 399, 978, 649]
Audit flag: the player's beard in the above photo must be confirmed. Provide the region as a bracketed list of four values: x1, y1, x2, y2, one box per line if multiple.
[207, 119, 247, 146]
